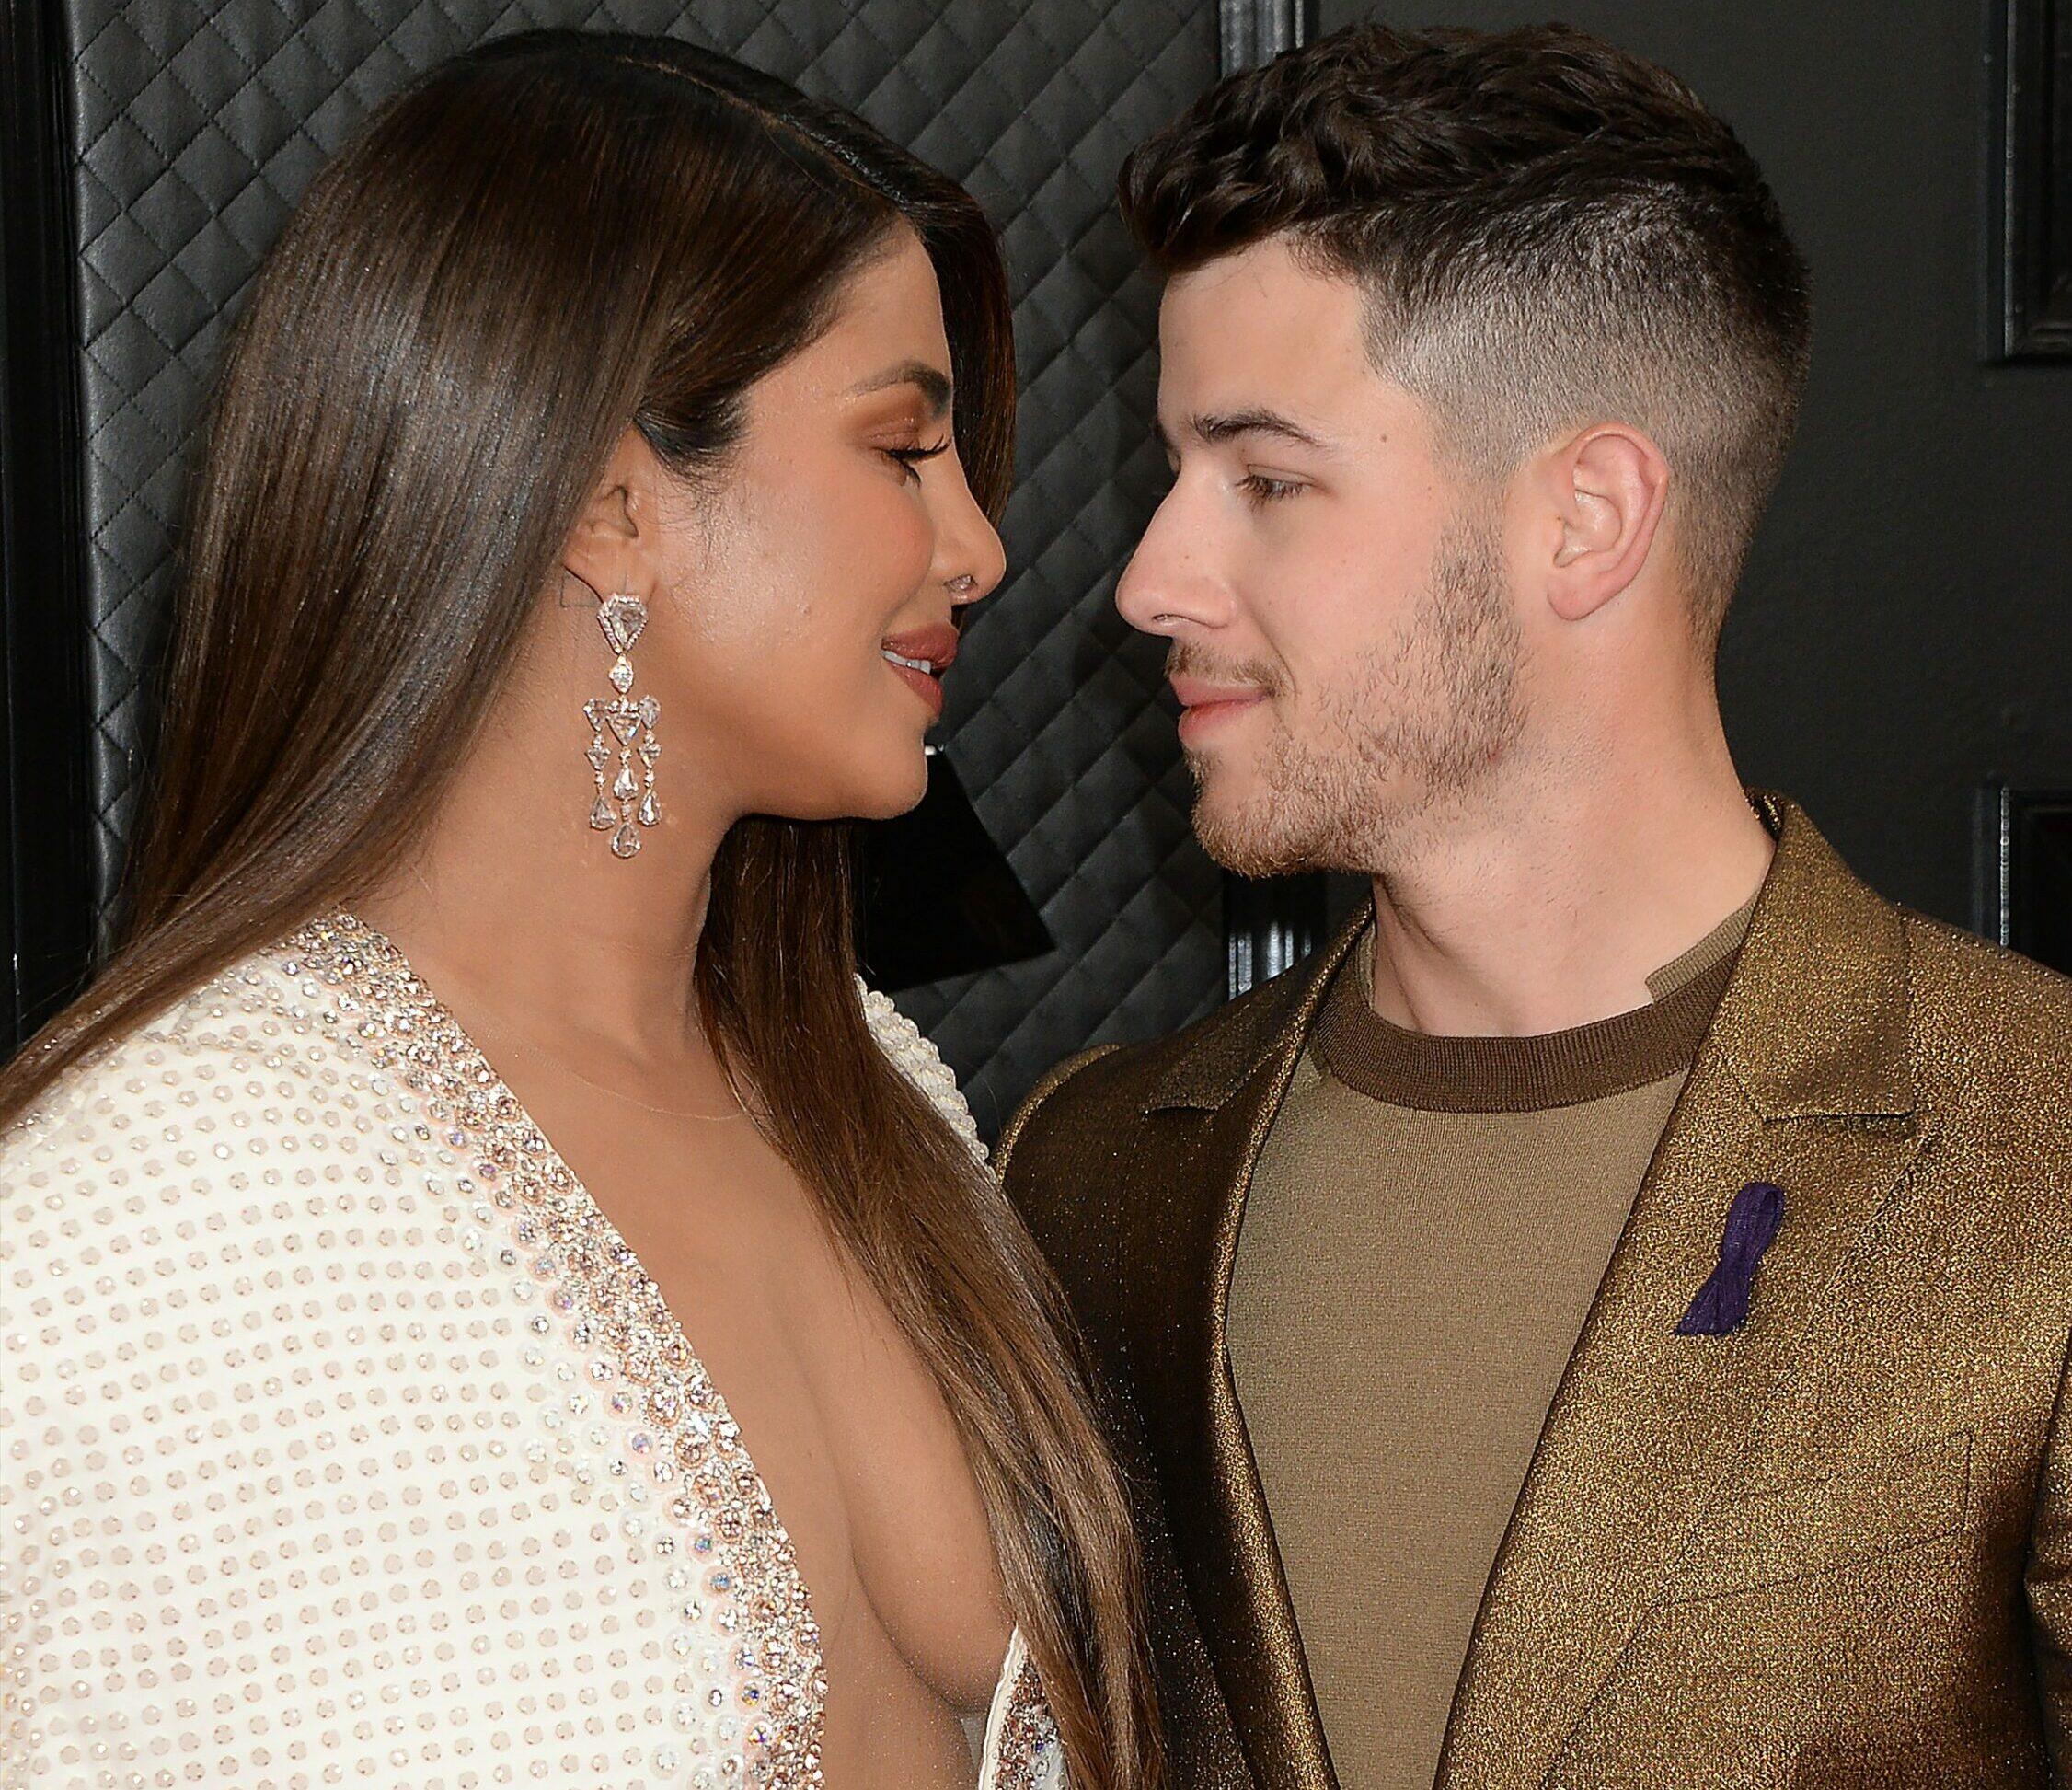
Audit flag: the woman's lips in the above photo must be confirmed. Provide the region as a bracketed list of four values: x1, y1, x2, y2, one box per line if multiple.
[881, 623, 960, 721]
[886, 657, 946, 718]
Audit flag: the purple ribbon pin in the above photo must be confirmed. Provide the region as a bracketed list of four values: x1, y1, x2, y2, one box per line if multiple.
[1675, 1181, 1785, 1336]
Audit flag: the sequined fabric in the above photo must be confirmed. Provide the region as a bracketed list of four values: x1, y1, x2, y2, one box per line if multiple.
[0, 910, 1058, 1787]
[978, 1631, 1066, 1790]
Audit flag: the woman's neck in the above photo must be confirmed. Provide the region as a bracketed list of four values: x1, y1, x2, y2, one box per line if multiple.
[352, 698, 737, 1062]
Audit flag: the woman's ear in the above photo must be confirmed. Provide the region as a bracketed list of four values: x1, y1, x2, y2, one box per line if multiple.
[1537, 422, 1671, 623]
[562, 428, 662, 601]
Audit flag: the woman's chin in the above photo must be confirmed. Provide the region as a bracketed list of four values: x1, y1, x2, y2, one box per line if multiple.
[850, 754, 931, 821]
[790, 750, 930, 823]
[750, 732, 931, 823]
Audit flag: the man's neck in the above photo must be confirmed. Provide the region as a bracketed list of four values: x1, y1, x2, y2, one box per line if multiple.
[1364, 761, 1774, 1039]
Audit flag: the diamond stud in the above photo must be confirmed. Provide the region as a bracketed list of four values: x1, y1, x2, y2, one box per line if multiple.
[597, 594, 648, 655]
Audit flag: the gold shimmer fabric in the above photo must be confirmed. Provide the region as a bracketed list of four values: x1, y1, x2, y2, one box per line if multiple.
[1226, 906, 1748, 1790]
[1000, 795, 2072, 1790]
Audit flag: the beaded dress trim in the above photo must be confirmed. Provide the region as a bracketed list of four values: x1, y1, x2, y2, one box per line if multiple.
[979, 1630, 1065, 1789]
[282, 910, 827, 1788]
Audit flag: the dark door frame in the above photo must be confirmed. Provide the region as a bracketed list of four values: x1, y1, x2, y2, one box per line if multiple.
[0, 0, 94, 1054]
[1990, 0, 2072, 358]
[1221, 0, 1314, 72]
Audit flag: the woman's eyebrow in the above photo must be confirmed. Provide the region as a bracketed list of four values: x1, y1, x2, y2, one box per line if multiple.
[851, 359, 953, 418]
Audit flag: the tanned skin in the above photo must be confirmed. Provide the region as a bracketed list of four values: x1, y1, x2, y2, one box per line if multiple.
[358, 230, 1013, 1788]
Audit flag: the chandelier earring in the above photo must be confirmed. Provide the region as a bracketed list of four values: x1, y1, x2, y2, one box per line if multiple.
[581, 586, 661, 860]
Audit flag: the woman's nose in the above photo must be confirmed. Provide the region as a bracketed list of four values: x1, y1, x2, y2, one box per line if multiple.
[950, 528, 1005, 607]
[938, 464, 1007, 606]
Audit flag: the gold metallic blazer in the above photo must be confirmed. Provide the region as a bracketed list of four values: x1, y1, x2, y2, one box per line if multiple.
[1000, 794, 2072, 1790]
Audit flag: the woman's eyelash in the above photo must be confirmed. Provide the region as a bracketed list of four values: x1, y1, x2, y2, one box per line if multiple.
[886, 439, 951, 477]
[1240, 472, 1303, 502]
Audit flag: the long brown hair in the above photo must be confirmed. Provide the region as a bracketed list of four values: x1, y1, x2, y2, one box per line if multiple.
[0, 31, 1157, 1784]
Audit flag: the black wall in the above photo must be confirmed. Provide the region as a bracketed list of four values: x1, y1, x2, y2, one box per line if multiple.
[1322, 0, 2072, 931]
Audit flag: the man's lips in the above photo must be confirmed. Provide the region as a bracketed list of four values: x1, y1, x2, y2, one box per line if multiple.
[1169, 675, 1266, 710]
[1170, 674, 1268, 744]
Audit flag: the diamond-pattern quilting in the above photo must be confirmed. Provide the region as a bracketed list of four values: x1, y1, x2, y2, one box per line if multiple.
[57, 0, 1220, 1130]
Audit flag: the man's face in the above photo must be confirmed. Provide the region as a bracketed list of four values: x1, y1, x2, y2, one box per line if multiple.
[1117, 237, 1525, 877]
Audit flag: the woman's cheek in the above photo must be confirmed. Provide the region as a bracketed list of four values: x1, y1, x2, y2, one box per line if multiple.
[883, 502, 936, 594]
[680, 566, 811, 652]
[840, 468, 935, 595]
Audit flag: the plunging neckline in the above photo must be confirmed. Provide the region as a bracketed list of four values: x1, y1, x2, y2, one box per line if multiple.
[279, 907, 829, 1785]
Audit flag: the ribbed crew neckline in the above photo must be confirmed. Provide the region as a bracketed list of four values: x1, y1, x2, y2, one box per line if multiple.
[1314, 896, 1755, 1114]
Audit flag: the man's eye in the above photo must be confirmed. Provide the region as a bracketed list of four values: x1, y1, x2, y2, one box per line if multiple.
[1240, 473, 1303, 503]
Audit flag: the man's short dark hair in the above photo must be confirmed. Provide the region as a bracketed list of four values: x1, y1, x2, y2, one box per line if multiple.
[1120, 21, 1813, 642]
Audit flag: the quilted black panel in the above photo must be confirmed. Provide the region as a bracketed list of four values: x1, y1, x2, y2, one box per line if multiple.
[60, 0, 1220, 1131]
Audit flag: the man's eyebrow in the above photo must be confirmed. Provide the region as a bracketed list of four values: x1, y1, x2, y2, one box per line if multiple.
[852, 360, 953, 418]
[1154, 409, 1334, 456]
[1193, 408, 1331, 451]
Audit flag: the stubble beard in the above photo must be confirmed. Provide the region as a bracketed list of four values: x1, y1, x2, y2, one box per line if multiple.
[1187, 512, 1526, 879]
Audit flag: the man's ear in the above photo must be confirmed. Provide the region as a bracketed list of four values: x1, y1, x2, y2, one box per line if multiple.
[1536, 422, 1670, 623]
[561, 428, 661, 603]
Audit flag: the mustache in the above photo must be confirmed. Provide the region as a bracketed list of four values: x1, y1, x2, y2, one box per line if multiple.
[1164, 643, 1285, 699]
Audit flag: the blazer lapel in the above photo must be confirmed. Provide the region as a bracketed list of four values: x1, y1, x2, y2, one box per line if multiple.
[1438, 796, 1928, 1790]
[1121, 910, 1367, 1790]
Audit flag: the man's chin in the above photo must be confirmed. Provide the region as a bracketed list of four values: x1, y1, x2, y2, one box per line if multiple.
[1191, 783, 1323, 881]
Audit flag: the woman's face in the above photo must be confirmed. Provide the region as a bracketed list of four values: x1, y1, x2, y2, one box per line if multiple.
[580, 227, 1007, 829]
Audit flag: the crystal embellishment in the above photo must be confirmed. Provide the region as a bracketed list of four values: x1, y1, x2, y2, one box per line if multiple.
[583, 593, 662, 853]
[597, 593, 648, 654]
[992, 1655, 1064, 1790]
[285, 910, 827, 1786]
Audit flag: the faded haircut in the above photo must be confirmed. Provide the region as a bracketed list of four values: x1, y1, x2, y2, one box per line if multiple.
[1119, 20, 1813, 644]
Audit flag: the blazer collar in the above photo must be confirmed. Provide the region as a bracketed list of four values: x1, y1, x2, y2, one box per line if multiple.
[1707, 791, 1915, 1122]
[1141, 905, 1367, 1114]
[1139, 791, 1914, 1126]
[1126, 792, 1921, 1790]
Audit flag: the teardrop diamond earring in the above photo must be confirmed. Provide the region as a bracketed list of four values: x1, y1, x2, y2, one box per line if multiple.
[581, 590, 661, 859]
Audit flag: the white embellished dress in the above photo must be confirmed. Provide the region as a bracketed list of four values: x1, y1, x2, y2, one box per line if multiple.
[0, 911, 1066, 1789]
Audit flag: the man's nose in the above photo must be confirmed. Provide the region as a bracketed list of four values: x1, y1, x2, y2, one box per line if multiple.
[1116, 492, 1231, 638]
